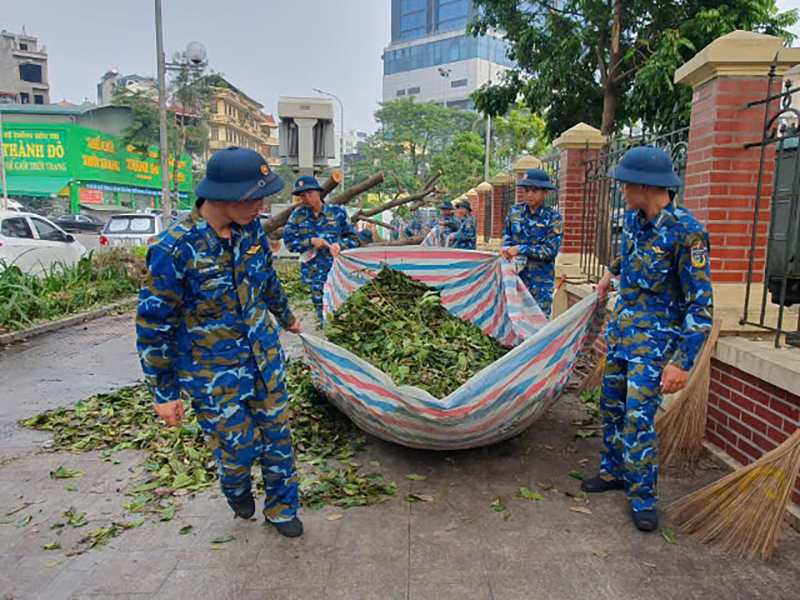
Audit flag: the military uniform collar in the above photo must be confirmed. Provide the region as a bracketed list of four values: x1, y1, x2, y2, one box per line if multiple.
[521, 202, 546, 218]
[191, 203, 244, 252]
[637, 201, 677, 231]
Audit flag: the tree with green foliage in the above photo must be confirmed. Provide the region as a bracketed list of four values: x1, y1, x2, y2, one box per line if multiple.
[349, 98, 481, 197]
[469, 0, 798, 137]
[430, 132, 487, 196]
[490, 103, 550, 170]
[113, 53, 213, 200]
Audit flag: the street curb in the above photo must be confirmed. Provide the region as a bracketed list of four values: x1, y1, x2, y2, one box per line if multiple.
[702, 440, 800, 534]
[0, 297, 137, 346]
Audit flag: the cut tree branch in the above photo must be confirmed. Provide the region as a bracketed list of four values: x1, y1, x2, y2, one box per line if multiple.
[320, 169, 344, 200]
[355, 216, 399, 231]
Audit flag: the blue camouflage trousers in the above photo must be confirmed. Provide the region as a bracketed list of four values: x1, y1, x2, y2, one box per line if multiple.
[301, 256, 333, 322]
[599, 356, 664, 512]
[191, 358, 299, 523]
[520, 269, 554, 319]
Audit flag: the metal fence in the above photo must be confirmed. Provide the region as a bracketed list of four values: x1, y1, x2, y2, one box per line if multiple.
[579, 124, 690, 282]
[541, 153, 560, 211]
[741, 71, 800, 348]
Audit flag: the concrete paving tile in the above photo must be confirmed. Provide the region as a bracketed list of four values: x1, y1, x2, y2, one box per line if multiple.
[105, 516, 210, 553]
[323, 583, 408, 600]
[327, 555, 408, 587]
[409, 581, 493, 600]
[34, 566, 95, 600]
[71, 550, 180, 595]
[0, 553, 72, 599]
[244, 555, 332, 589]
[174, 490, 227, 518]
[239, 587, 324, 600]
[70, 594, 154, 600]
[176, 524, 267, 570]
[152, 567, 249, 600]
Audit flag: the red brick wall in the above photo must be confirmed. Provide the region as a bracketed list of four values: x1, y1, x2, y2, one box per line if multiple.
[707, 359, 800, 506]
[474, 191, 487, 241]
[683, 76, 783, 284]
[491, 184, 508, 240]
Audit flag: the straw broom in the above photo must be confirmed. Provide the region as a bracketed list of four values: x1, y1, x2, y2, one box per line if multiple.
[655, 318, 723, 474]
[576, 355, 606, 396]
[667, 428, 800, 561]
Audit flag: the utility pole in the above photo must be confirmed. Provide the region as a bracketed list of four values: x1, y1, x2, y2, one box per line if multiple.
[155, 0, 171, 225]
[438, 67, 452, 109]
[0, 110, 8, 211]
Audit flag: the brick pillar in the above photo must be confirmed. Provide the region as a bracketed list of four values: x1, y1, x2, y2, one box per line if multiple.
[475, 181, 492, 242]
[488, 172, 512, 241]
[552, 123, 607, 255]
[675, 31, 800, 283]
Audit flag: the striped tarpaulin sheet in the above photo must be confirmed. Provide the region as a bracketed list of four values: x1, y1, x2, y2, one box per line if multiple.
[322, 247, 547, 346]
[302, 247, 606, 450]
[300, 291, 604, 450]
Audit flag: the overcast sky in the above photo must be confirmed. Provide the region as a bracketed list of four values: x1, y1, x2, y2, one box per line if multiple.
[3, 0, 391, 133]
[3, 0, 799, 133]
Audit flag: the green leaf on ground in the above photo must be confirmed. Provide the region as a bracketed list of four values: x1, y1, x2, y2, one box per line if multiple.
[44, 542, 61, 550]
[590, 549, 608, 558]
[369, 461, 381, 468]
[159, 507, 176, 522]
[50, 466, 84, 479]
[404, 493, 433, 503]
[567, 471, 585, 481]
[16, 515, 32, 528]
[211, 535, 235, 544]
[64, 485, 77, 492]
[661, 528, 679, 545]
[519, 487, 544, 501]
[406, 474, 427, 481]
[179, 525, 194, 535]
[64, 510, 88, 528]
[7, 502, 34, 515]
[576, 430, 597, 439]
[490, 499, 507, 512]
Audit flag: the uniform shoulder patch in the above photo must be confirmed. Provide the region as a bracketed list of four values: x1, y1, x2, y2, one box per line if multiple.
[552, 220, 563, 235]
[690, 243, 708, 269]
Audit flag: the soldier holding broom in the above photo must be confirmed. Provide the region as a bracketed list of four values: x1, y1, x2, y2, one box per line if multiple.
[584, 146, 714, 532]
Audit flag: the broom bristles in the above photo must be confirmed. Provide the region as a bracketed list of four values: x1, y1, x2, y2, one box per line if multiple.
[667, 429, 800, 561]
[656, 319, 723, 474]
[577, 355, 606, 397]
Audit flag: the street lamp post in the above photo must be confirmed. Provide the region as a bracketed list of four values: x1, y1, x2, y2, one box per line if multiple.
[438, 67, 452, 108]
[0, 110, 8, 211]
[154, 0, 207, 226]
[312, 88, 345, 190]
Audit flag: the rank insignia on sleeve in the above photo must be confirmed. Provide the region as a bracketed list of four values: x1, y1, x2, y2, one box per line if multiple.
[246, 245, 262, 256]
[690, 243, 708, 268]
[553, 221, 563, 234]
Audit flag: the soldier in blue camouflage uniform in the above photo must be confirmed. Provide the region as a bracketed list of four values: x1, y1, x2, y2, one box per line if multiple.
[283, 176, 360, 322]
[438, 200, 460, 237]
[583, 146, 714, 532]
[447, 200, 477, 249]
[501, 169, 563, 318]
[403, 207, 424, 239]
[136, 147, 304, 538]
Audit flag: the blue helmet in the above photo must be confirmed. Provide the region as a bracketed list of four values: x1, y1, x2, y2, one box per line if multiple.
[610, 146, 682, 188]
[517, 168, 556, 190]
[357, 229, 374, 244]
[440, 200, 454, 210]
[458, 200, 472, 212]
[195, 147, 283, 201]
[292, 176, 324, 196]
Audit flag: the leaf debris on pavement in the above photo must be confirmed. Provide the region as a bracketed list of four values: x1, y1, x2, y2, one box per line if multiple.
[519, 487, 544, 501]
[661, 528, 679, 545]
[50, 466, 84, 479]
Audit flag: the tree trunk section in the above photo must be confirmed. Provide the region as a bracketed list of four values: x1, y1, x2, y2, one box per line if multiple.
[320, 169, 344, 200]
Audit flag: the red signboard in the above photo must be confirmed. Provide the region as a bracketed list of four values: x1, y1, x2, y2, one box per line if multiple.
[79, 187, 104, 204]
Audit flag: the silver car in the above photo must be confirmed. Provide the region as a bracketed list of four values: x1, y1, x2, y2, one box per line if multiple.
[100, 213, 164, 247]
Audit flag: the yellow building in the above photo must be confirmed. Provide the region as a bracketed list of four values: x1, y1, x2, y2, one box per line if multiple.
[206, 76, 279, 166]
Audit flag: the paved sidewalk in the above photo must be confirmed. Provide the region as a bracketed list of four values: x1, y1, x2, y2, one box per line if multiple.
[1, 313, 799, 599]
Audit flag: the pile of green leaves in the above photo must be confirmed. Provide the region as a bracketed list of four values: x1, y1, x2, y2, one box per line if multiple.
[275, 261, 310, 306]
[0, 248, 144, 332]
[325, 268, 510, 397]
[22, 362, 395, 514]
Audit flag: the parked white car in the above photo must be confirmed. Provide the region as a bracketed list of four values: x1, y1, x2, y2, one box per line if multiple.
[0, 211, 87, 275]
[99, 213, 164, 247]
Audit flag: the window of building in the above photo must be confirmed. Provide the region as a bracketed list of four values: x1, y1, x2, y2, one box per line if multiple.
[407, 86, 421, 95]
[19, 43, 28, 50]
[383, 34, 515, 76]
[450, 79, 467, 88]
[396, 89, 406, 97]
[34, 94, 44, 104]
[211, 127, 219, 141]
[19, 63, 43, 83]
[20, 92, 29, 104]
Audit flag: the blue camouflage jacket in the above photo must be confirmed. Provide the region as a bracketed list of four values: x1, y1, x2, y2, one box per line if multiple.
[136, 205, 295, 405]
[607, 203, 714, 371]
[502, 203, 563, 266]
[448, 215, 477, 249]
[283, 203, 360, 257]
[403, 212, 426, 239]
[439, 213, 460, 235]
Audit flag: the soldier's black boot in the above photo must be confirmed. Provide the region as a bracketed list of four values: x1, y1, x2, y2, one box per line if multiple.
[227, 493, 255, 519]
[581, 474, 625, 493]
[271, 517, 304, 538]
[632, 509, 659, 532]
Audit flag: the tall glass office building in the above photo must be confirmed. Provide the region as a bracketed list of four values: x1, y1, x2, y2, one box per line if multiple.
[382, 0, 515, 110]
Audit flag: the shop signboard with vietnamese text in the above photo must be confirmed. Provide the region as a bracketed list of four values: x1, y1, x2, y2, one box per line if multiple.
[1, 126, 69, 175]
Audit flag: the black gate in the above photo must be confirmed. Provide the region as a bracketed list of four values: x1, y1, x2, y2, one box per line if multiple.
[501, 184, 516, 230]
[741, 72, 800, 348]
[542, 153, 560, 212]
[580, 122, 689, 282]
